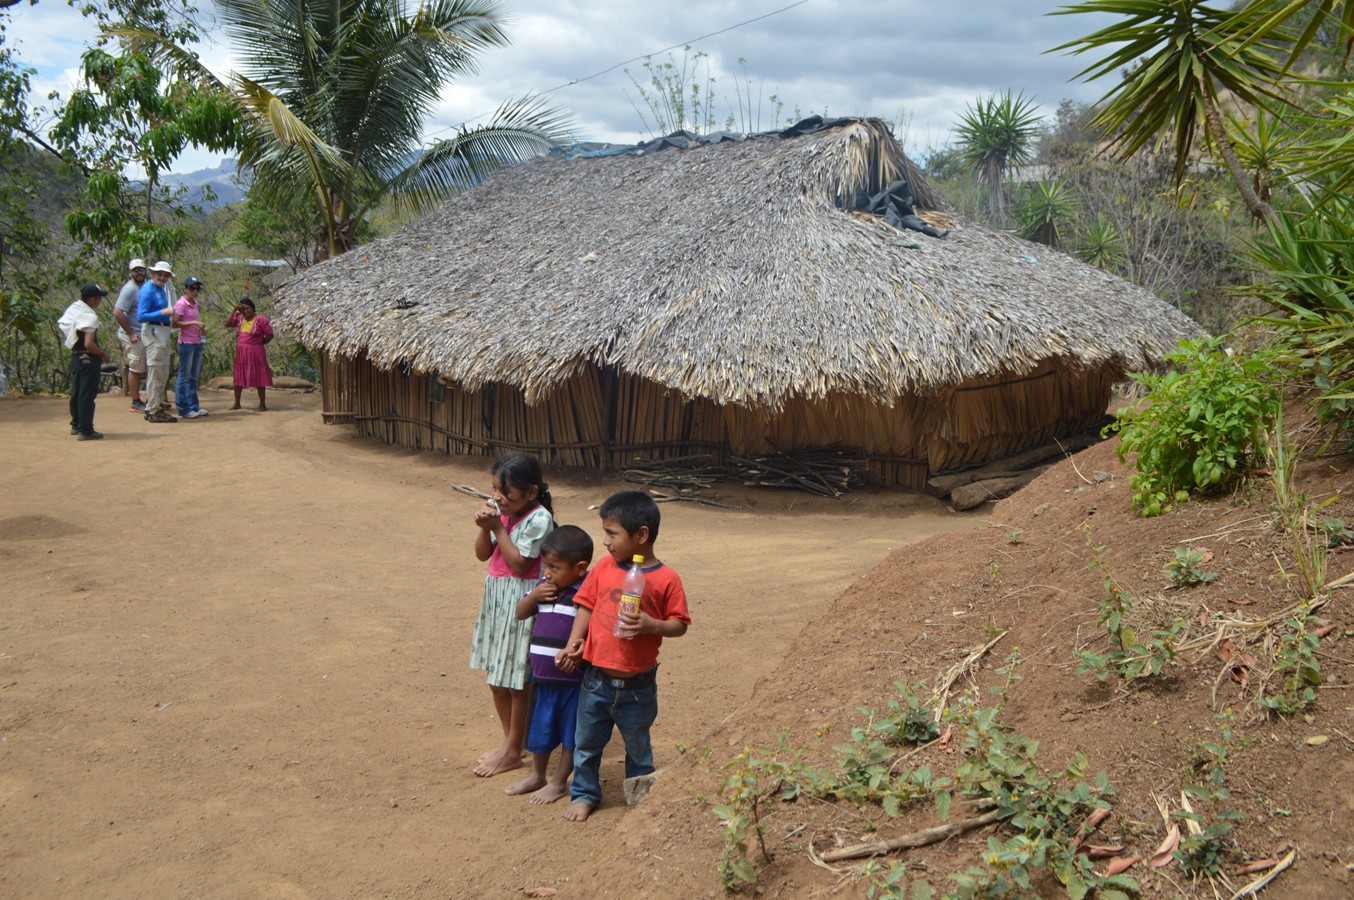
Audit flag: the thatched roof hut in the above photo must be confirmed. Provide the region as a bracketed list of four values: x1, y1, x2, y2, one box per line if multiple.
[276, 118, 1198, 489]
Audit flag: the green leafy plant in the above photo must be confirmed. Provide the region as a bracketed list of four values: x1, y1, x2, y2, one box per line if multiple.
[1108, 337, 1281, 516]
[882, 680, 943, 747]
[713, 738, 809, 891]
[1078, 528, 1187, 681]
[860, 858, 910, 899]
[1166, 546, 1219, 585]
[1004, 529, 1024, 544]
[1176, 712, 1243, 876]
[1256, 606, 1321, 716]
[1317, 516, 1353, 548]
[710, 671, 1135, 897]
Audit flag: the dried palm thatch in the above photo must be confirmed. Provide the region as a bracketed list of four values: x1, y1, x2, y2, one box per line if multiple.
[279, 118, 1200, 488]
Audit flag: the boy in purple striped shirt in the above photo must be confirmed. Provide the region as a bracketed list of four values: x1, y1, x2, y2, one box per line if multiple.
[506, 525, 593, 803]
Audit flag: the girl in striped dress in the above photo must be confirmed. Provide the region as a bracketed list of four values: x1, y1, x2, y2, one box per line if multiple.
[469, 452, 554, 777]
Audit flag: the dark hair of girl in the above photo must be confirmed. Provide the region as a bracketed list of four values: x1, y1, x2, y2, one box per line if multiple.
[239, 298, 256, 312]
[491, 451, 552, 514]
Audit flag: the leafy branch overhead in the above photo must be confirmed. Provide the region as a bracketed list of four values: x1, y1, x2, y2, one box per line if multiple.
[114, 0, 575, 260]
[1050, 0, 1303, 223]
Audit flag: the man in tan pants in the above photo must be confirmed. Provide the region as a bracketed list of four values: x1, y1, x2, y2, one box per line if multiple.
[138, 260, 178, 423]
[114, 259, 148, 411]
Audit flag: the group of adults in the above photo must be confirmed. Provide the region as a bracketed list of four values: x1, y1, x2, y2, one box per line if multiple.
[58, 258, 276, 440]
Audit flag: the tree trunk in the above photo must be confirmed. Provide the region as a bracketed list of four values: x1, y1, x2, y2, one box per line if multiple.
[986, 159, 1005, 220]
[1201, 88, 1275, 224]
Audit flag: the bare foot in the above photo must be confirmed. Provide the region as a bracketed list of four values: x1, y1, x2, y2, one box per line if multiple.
[530, 782, 570, 805]
[230, 404, 241, 410]
[504, 773, 547, 796]
[473, 747, 523, 778]
[256, 405, 267, 411]
[563, 800, 593, 822]
[476, 747, 528, 765]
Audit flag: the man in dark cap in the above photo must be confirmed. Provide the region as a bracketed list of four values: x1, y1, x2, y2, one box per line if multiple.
[57, 283, 111, 440]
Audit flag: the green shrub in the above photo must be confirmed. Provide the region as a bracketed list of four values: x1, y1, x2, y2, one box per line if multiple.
[1108, 337, 1281, 516]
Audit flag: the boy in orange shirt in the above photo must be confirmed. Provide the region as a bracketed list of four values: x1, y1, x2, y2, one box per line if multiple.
[555, 490, 690, 822]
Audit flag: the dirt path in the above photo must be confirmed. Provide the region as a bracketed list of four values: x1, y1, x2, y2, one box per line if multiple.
[0, 391, 981, 897]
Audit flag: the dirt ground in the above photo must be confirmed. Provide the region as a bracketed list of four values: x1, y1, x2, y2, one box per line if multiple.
[555, 414, 1354, 899]
[0, 390, 984, 898]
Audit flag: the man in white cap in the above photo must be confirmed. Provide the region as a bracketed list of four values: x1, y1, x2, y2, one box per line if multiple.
[58, 283, 111, 440]
[137, 260, 179, 423]
[114, 258, 148, 412]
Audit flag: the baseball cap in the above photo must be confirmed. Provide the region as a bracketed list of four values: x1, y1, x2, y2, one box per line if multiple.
[183, 277, 204, 289]
[81, 283, 109, 300]
[149, 261, 174, 275]
[128, 258, 146, 270]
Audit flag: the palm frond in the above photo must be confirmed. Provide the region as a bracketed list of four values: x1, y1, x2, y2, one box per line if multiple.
[381, 95, 574, 218]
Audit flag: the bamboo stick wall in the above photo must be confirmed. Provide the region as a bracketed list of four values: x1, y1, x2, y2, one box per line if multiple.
[318, 352, 1114, 489]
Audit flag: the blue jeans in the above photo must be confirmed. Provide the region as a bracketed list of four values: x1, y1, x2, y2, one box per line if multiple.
[570, 666, 658, 808]
[175, 343, 203, 414]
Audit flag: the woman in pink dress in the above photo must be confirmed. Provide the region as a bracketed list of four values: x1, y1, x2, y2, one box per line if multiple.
[225, 298, 274, 410]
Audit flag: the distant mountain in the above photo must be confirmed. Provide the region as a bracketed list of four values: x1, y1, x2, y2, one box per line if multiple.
[160, 158, 247, 209]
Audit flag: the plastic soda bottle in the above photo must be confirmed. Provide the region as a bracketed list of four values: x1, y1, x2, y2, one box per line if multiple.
[614, 554, 645, 638]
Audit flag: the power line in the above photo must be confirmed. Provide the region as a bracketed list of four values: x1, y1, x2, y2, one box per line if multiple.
[424, 0, 814, 139]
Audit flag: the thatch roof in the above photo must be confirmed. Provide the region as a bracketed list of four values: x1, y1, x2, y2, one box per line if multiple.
[277, 118, 1198, 410]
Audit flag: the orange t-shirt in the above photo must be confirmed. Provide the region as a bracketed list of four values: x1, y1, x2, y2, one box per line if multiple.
[574, 555, 690, 675]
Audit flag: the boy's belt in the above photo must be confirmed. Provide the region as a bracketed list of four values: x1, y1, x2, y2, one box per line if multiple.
[602, 666, 657, 689]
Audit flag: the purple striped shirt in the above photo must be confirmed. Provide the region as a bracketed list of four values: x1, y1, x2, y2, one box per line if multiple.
[528, 577, 584, 683]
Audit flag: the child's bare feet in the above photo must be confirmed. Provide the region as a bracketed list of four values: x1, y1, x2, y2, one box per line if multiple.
[473, 746, 523, 778]
[230, 403, 241, 410]
[477, 747, 528, 765]
[530, 782, 570, 805]
[504, 772, 547, 796]
[563, 800, 593, 821]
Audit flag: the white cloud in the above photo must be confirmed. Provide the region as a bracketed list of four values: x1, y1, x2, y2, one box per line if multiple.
[8, 0, 1119, 171]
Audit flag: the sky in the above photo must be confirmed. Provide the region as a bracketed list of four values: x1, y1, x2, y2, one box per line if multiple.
[7, 0, 1119, 175]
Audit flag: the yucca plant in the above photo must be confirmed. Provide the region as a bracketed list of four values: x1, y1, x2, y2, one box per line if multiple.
[1014, 178, 1079, 247]
[1242, 198, 1354, 428]
[1077, 213, 1127, 271]
[954, 90, 1041, 222]
[1222, 107, 1309, 208]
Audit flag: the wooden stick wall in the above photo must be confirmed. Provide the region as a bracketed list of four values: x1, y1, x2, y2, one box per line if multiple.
[318, 352, 1112, 488]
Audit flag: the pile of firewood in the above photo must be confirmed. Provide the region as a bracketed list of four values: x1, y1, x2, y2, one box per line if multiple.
[731, 447, 868, 497]
[618, 455, 725, 491]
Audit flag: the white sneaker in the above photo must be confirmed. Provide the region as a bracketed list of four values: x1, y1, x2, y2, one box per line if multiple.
[194, 408, 208, 417]
[184, 409, 202, 419]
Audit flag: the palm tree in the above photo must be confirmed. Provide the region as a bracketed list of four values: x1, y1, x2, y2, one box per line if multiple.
[120, 0, 572, 258]
[1050, 0, 1298, 223]
[953, 90, 1041, 222]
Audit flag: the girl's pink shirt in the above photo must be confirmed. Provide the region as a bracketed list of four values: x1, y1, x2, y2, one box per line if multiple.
[485, 505, 550, 579]
[174, 297, 203, 344]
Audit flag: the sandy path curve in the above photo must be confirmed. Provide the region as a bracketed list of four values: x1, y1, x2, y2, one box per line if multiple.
[0, 391, 980, 897]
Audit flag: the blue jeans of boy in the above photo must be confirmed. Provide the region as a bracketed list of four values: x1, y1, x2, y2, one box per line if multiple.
[175, 342, 203, 414]
[570, 665, 658, 808]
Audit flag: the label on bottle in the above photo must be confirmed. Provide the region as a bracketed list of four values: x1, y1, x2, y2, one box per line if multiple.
[614, 592, 641, 638]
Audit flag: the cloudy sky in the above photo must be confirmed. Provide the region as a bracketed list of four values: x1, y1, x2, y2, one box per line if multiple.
[9, 0, 1118, 173]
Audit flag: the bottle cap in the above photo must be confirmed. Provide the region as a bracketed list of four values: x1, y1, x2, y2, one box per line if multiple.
[632, 554, 643, 563]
